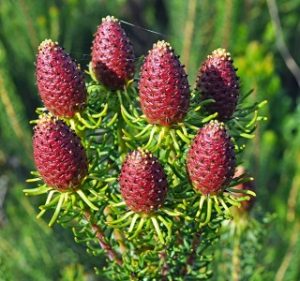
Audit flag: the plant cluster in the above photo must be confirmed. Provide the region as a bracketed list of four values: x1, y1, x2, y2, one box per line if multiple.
[24, 15, 266, 280]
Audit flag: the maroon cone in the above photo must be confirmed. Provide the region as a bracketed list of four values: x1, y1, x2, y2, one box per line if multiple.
[36, 39, 87, 117]
[187, 120, 236, 195]
[119, 150, 168, 213]
[139, 41, 190, 126]
[33, 116, 88, 191]
[91, 16, 135, 90]
[196, 48, 239, 120]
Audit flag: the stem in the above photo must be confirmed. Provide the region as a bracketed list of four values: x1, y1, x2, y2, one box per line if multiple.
[104, 206, 127, 254]
[85, 211, 122, 265]
[181, 230, 202, 276]
[181, 0, 197, 71]
[286, 171, 300, 222]
[160, 251, 169, 281]
[117, 92, 127, 155]
[231, 233, 241, 281]
[266, 0, 300, 88]
[275, 222, 300, 281]
[222, 0, 233, 49]
[187, 230, 202, 265]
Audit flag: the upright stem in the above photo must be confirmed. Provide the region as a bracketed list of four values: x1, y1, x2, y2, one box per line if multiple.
[182, 0, 197, 71]
[267, 0, 300, 88]
[222, 0, 233, 49]
[85, 211, 122, 265]
[231, 233, 241, 281]
[286, 170, 300, 222]
[117, 91, 127, 157]
[275, 222, 300, 281]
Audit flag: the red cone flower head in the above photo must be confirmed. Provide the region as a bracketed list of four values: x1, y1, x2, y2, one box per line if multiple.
[196, 48, 239, 120]
[36, 39, 87, 117]
[91, 16, 135, 90]
[33, 116, 88, 191]
[233, 166, 256, 211]
[139, 41, 190, 126]
[187, 120, 236, 195]
[119, 150, 168, 213]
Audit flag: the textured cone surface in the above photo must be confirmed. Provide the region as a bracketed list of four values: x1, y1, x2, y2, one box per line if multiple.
[139, 41, 190, 126]
[36, 39, 87, 117]
[33, 117, 88, 191]
[119, 150, 168, 213]
[187, 120, 236, 194]
[233, 166, 255, 211]
[91, 16, 135, 90]
[196, 48, 239, 120]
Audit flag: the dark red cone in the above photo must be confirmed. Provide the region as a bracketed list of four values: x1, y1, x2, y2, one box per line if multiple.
[33, 116, 88, 191]
[187, 120, 236, 195]
[91, 16, 135, 90]
[196, 48, 239, 120]
[119, 150, 168, 213]
[36, 39, 87, 117]
[139, 41, 190, 126]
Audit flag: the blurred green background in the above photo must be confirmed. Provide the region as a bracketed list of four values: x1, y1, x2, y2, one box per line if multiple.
[0, 0, 299, 280]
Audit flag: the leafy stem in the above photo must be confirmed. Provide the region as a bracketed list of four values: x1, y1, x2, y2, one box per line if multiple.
[231, 231, 241, 281]
[84, 210, 123, 266]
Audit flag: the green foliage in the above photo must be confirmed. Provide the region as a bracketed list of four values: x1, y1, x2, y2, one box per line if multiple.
[23, 21, 264, 281]
[0, 0, 300, 280]
[0, 184, 95, 281]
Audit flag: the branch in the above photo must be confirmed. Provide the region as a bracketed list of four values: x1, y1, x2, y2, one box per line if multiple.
[160, 251, 169, 280]
[85, 211, 122, 265]
[181, 230, 202, 276]
[266, 0, 300, 88]
[104, 206, 127, 254]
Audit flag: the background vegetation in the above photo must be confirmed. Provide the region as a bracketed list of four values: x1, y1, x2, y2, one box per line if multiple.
[0, 0, 299, 280]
